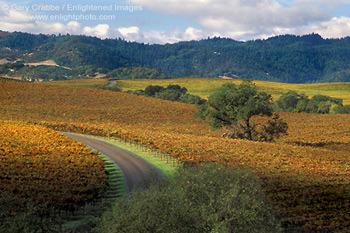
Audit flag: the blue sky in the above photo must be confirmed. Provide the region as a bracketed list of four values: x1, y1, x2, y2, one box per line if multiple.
[1, 0, 350, 44]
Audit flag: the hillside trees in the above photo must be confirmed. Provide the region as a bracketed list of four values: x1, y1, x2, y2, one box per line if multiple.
[4, 31, 350, 82]
[196, 80, 288, 141]
[128, 84, 206, 105]
[273, 91, 350, 114]
[105, 67, 169, 79]
[273, 91, 308, 112]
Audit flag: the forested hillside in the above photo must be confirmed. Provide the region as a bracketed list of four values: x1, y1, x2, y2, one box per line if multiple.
[2, 31, 350, 83]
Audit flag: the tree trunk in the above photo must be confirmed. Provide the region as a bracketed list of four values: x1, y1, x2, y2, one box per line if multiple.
[227, 120, 245, 139]
[245, 118, 252, 140]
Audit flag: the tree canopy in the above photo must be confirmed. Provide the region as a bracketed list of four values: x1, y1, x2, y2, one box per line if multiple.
[273, 91, 350, 114]
[128, 84, 206, 105]
[197, 80, 288, 141]
[94, 164, 281, 233]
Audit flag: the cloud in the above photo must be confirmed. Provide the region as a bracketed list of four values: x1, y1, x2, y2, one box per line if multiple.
[115, 26, 211, 44]
[291, 0, 350, 8]
[83, 24, 111, 38]
[0, 1, 110, 39]
[183, 27, 208, 41]
[128, 0, 332, 40]
[0, 0, 207, 45]
[0, 1, 205, 45]
[0, 2, 30, 23]
[291, 16, 350, 39]
[1, 0, 350, 44]
[117, 26, 144, 41]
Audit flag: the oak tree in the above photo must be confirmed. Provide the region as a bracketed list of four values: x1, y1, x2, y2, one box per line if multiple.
[197, 80, 288, 141]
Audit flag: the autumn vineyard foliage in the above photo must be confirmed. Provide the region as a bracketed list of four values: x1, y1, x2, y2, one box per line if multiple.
[0, 120, 108, 214]
[1, 80, 350, 232]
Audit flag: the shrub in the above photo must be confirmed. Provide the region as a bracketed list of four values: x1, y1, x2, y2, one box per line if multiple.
[155, 89, 182, 101]
[132, 84, 205, 104]
[93, 164, 281, 233]
[180, 93, 207, 105]
[144, 85, 165, 97]
[0, 200, 62, 233]
[273, 91, 307, 112]
[330, 104, 350, 114]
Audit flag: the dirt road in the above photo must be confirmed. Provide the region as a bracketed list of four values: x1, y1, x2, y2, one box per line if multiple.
[63, 133, 163, 192]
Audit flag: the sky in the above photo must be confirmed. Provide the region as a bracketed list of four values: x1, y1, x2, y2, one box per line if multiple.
[1, 0, 350, 44]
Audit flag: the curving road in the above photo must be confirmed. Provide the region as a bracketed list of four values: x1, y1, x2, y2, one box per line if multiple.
[63, 133, 163, 193]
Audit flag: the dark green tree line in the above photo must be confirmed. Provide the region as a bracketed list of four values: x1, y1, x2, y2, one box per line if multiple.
[273, 91, 350, 114]
[127, 84, 207, 105]
[3, 31, 350, 83]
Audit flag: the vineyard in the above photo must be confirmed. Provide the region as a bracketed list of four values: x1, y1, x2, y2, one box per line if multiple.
[1, 81, 350, 231]
[0, 120, 108, 215]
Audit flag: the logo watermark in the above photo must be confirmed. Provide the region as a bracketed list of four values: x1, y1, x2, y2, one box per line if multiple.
[2, 3, 143, 22]
[30, 14, 117, 22]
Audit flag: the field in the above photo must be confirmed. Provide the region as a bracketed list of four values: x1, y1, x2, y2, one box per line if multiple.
[48, 78, 110, 88]
[49, 78, 350, 105]
[117, 78, 350, 105]
[0, 120, 108, 214]
[1, 80, 350, 231]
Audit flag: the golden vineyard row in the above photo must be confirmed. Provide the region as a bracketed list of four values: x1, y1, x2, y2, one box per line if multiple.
[0, 120, 108, 214]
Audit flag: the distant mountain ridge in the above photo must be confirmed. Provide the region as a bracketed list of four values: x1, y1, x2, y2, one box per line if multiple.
[1, 31, 350, 83]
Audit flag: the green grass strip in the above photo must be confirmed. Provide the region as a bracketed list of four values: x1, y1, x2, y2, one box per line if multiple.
[86, 135, 180, 179]
[61, 151, 127, 231]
